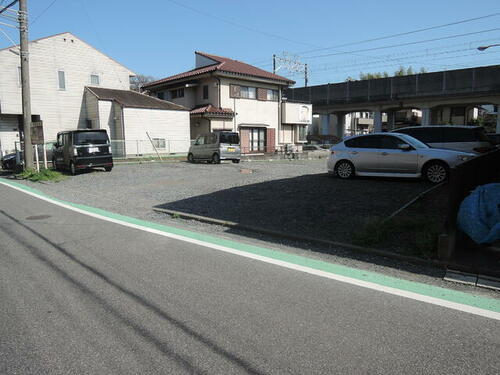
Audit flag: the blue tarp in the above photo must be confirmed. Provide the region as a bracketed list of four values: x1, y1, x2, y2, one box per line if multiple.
[457, 183, 500, 244]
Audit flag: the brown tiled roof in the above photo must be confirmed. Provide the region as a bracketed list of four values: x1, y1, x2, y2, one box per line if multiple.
[144, 51, 295, 88]
[190, 105, 234, 116]
[86, 87, 188, 111]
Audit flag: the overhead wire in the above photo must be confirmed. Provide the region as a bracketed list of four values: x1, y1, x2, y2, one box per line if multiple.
[305, 28, 500, 59]
[165, 0, 320, 48]
[249, 12, 500, 68]
[310, 38, 500, 72]
[296, 50, 500, 81]
[31, 0, 59, 25]
[296, 12, 500, 56]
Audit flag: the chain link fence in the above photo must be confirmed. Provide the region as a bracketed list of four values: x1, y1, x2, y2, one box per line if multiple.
[110, 139, 189, 158]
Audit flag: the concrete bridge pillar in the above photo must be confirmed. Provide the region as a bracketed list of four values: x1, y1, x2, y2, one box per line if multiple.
[497, 108, 500, 133]
[320, 114, 330, 135]
[386, 111, 396, 131]
[333, 112, 346, 138]
[421, 107, 432, 126]
[374, 110, 383, 132]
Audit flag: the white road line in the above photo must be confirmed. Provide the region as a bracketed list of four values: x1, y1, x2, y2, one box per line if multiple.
[1, 180, 499, 321]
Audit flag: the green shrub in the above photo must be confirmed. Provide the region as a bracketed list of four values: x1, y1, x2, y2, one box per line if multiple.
[352, 216, 441, 258]
[17, 168, 65, 182]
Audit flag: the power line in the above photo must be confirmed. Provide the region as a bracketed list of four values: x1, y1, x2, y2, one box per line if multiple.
[0, 25, 16, 45]
[305, 28, 500, 59]
[0, 0, 19, 15]
[299, 50, 500, 80]
[296, 12, 500, 56]
[165, 0, 320, 48]
[31, 0, 58, 25]
[249, 12, 500, 68]
[310, 38, 500, 72]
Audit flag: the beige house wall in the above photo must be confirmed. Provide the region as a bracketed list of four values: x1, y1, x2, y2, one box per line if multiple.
[219, 77, 280, 147]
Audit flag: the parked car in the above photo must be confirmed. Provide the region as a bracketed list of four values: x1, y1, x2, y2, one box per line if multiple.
[52, 129, 113, 175]
[302, 144, 330, 157]
[392, 125, 493, 153]
[303, 144, 323, 151]
[327, 133, 476, 183]
[486, 133, 500, 146]
[1, 151, 23, 171]
[188, 131, 241, 164]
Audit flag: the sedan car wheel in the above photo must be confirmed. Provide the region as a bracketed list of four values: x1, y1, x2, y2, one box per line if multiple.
[424, 162, 448, 183]
[335, 161, 354, 179]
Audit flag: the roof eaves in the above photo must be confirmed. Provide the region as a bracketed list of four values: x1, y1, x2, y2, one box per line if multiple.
[217, 70, 295, 85]
[144, 66, 218, 88]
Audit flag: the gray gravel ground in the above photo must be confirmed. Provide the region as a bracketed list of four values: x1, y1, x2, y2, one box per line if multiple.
[16, 159, 432, 239]
[6, 160, 499, 299]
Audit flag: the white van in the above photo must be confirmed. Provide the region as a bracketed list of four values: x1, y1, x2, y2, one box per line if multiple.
[393, 126, 493, 154]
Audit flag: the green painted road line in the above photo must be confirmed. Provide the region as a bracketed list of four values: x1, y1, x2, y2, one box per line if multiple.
[1, 178, 499, 314]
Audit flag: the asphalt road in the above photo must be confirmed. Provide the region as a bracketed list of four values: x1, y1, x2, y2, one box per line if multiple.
[1, 183, 499, 374]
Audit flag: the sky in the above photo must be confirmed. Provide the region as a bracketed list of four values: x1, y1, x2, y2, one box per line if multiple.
[1, 0, 499, 86]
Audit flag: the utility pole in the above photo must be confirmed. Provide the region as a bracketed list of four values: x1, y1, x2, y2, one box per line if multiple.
[272, 54, 276, 74]
[19, 0, 33, 169]
[304, 64, 308, 87]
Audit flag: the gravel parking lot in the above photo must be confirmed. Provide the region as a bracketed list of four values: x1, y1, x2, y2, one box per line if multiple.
[14, 159, 432, 244]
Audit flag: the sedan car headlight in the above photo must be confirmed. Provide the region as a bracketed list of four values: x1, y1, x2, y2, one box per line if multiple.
[456, 154, 472, 162]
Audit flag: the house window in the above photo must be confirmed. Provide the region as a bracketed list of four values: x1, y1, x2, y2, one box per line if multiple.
[241, 86, 256, 99]
[297, 125, 307, 142]
[58, 70, 66, 90]
[249, 128, 266, 151]
[203, 85, 209, 99]
[266, 89, 279, 101]
[170, 88, 184, 99]
[157, 92, 165, 100]
[90, 74, 100, 85]
[152, 138, 166, 149]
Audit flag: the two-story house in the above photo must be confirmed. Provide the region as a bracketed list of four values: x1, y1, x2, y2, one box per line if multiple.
[0, 32, 190, 156]
[143, 52, 312, 154]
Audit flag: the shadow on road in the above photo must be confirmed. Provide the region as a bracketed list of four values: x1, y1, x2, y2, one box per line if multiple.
[155, 173, 441, 276]
[0, 209, 265, 375]
[156, 173, 431, 244]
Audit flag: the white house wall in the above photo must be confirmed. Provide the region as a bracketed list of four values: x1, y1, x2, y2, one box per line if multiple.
[122, 107, 190, 154]
[0, 32, 133, 144]
[84, 90, 100, 129]
[97, 100, 113, 137]
[0, 115, 20, 155]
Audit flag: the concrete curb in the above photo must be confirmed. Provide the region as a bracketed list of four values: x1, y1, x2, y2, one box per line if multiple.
[152, 207, 446, 269]
[153, 207, 500, 281]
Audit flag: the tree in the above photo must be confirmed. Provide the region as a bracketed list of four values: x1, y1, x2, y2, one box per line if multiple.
[130, 74, 156, 92]
[356, 66, 427, 80]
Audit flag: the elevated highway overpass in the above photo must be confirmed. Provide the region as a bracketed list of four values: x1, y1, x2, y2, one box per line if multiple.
[285, 65, 500, 134]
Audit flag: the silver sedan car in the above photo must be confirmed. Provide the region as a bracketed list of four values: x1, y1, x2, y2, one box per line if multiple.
[327, 133, 475, 183]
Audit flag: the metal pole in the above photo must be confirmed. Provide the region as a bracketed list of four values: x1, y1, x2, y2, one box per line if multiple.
[43, 143, 47, 169]
[146, 131, 163, 161]
[34, 144, 39, 172]
[19, 0, 33, 169]
[273, 54, 276, 74]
